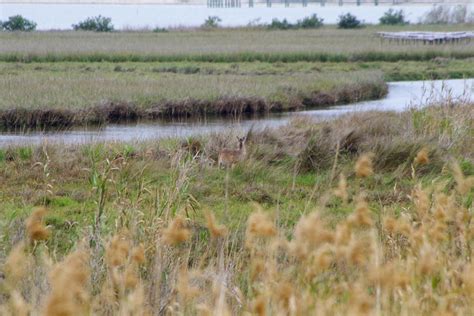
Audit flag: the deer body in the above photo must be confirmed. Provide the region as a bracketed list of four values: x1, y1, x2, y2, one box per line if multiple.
[218, 137, 246, 168]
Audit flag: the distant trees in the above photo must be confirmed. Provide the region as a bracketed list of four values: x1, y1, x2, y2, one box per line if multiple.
[379, 9, 408, 25]
[202, 16, 222, 28]
[0, 15, 37, 31]
[338, 13, 363, 29]
[73, 15, 114, 32]
[268, 14, 324, 30]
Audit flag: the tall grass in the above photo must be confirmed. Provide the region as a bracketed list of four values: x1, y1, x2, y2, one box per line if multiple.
[0, 69, 387, 128]
[0, 99, 473, 314]
[1, 26, 473, 63]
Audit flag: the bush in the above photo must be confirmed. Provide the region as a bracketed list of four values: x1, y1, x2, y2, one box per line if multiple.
[297, 14, 324, 29]
[153, 27, 168, 33]
[379, 9, 408, 25]
[202, 16, 221, 28]
[72, 15, 114, 32]
[0, 15, 37, 31]
[268, 18, 293, 30]
[337, 13, 363, 29]
[268, 14, 323, 30]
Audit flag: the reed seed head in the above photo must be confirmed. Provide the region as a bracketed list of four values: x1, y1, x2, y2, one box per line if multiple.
[355, 153, 374, 178]
[204, 210, 228, 239]
[246, 209, 277, 239]
[162, 215, 191, 245]
[414, 147, 430, 165]
[25, 207, 50, 242]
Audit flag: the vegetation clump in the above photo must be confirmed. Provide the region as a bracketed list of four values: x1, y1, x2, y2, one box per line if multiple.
[153, 27, 168, 33]
[202, 16, 221, 28]
[72, 15, 114, 32]
[268, 14, 324, 30]
[338, 13, 363, 29]
[379, 9, 408, 25]
[0, 15, 36, 31]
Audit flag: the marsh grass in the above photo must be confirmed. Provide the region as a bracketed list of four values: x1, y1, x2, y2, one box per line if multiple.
[0, 69, 386, 128]
[1, 25, 473, 63]
[0, 95, 473, 315]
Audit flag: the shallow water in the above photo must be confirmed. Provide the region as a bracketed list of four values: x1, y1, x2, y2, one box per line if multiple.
[0, 78, 472, 147]
[0, 3, 441, 29]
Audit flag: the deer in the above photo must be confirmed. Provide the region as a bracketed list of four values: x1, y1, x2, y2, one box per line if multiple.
[217, 137, 247, 168]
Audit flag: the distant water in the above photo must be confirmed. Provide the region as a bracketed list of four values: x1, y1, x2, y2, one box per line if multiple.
[0, 3, 440, 29]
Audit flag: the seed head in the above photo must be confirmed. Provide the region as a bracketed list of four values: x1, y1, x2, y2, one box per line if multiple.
[292, 212, 334, 258]
[131, 244, 145, 265]
[9, 290, 30, 316]
[251, 294, 267, 316]
[105, 233, 131, 268]
[452, 162, 474, 195]
[3, 242, 29, 285]
[204, 210, 228, 239]
[334, 173, 348, 204]
[414, 147, 430, 165]
[348, 195, 373, 227]
[246, 209, 276, 239]
[25, 207, 50, 242]
[355, 153, 374, 178]
[44, 250, 90, 316]
[162, 215, 191, 245]
[124, 265, 139, 290]
[176, 267, 200, 302]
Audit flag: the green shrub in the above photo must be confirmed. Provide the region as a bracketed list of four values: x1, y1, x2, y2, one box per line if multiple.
[379, 9, 408, 25]
[268, 18, 292, 30]
[202, 16, 221, 28]
[268, 14, 323, 30]
[72, 15, 114, 32]
[153, 27, 168, 33]
[337, 13, 363, 29]
[0, 15, 37, 31]
[297, 14, 324, 28]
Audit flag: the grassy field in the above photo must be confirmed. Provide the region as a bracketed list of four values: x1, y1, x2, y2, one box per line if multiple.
[1, 25, 473, 128]
[0, 99, 473, 314]
[2, 56, 474, 128]
[0, 65, 387, 128]
[0, 24, 474, 315]
[2, 25, 474, 62]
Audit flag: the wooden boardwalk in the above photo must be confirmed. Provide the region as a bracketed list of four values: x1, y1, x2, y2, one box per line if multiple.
[377, 31, 474, 44]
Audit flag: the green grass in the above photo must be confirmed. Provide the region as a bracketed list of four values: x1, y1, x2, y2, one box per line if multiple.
[2, 25, 473, 63]
[4, 59, 474, 81]
[0, 103, 471, 255]
[0, 65, 387, 127]
[0, 66, 384, 110]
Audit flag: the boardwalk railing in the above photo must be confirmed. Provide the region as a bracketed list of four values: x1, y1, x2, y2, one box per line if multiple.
[377, 31, 474, 44]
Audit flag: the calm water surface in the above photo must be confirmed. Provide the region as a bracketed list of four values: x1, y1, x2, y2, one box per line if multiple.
[0, 79, 472, 147]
